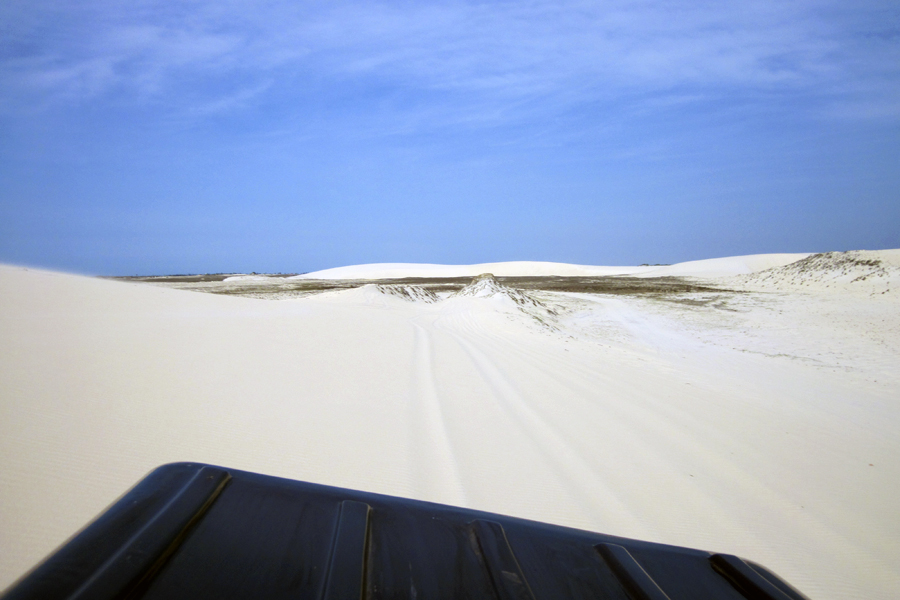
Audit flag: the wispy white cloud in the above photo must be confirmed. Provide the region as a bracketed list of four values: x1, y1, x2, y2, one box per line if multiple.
[1, 0, 898, 126]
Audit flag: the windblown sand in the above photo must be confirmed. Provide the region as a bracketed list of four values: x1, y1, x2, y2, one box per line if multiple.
[1, 251, 898, 599]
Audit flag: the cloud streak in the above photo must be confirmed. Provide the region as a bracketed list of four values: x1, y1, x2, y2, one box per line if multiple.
[2, 0, 899, 129]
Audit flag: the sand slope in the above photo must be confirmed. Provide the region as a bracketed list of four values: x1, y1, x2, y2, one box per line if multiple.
[1, 256, 898, 599]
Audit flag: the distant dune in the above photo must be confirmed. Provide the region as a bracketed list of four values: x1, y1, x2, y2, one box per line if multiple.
[1, 250, 898, 600]
[293, 253, 811, 279]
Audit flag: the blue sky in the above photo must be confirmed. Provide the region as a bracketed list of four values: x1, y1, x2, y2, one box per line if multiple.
[1, 0, 898, 275]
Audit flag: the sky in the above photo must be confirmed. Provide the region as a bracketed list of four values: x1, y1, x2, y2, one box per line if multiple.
[1, 0, 898, 275]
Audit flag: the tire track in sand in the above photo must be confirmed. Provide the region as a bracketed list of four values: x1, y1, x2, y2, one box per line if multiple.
[445, 321, 648, 534]
[409, 321, 468, 506]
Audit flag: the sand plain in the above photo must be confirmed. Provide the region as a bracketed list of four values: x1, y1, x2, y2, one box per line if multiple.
[1, 251, 898, 599]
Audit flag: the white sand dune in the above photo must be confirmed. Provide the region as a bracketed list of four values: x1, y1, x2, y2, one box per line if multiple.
[1, 253, 899, 599]
[221, 274, 275, 282]
[293, 253, 809, 280]
[735, 249, 900, 295]
[634, 253, 812, 278]
[292, 260, 650, 278]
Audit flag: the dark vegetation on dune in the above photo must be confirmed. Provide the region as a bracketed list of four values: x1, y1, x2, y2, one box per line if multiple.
[108, 273, 729, 298]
